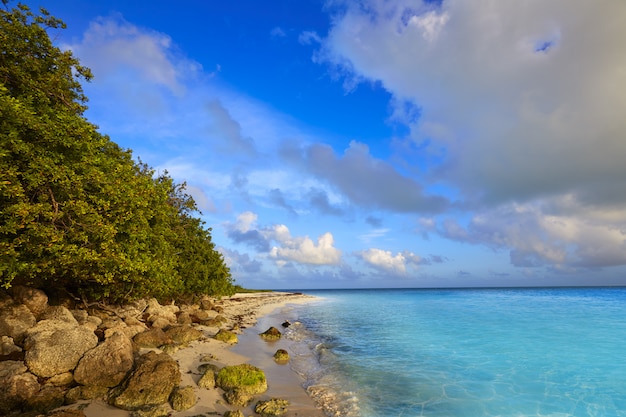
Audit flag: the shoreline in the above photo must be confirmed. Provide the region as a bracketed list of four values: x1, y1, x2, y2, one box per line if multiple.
[77, 291, 324, 417]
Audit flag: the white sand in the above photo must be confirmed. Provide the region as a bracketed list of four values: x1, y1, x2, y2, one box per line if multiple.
[76, 292, 324, 417]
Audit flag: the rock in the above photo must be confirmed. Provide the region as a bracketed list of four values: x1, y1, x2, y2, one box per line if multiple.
[74, 331, 134, 387]
[214, 329, 238, 344]
[255, 398, 290, 416]
[149, 317, 171, 329]
[0, 304, 37, 344]
[199, 298, 214, 310]
[111, 351, 181, 410]
[65, 385, 109, 403]
[165, 324, 204, 344]
[46, 409, 88, 417]
[273, 349, 289, 363]
[281, 320, 291, 328]
[47, 371, 74, 386]
[132, 327, 172, 348]
[259, 327, 282, 341]
[176, 310, 192, 325]
[216, 364, 267, 406]
[46, 409, 87, 417]
[145, 298, 178, 327]
[0, 360, 41, 414]
[170, 385, 197, 411]
[130, 404, 171, 417]
[40, 305, 79, 324]
[24, 320, 98, 377]
[25, 385, 65, 413]
[197, 367, 216, 389]
[11, 286, 49, 318]
[223, 410, 245, 417]
[1, 335, 22, 355]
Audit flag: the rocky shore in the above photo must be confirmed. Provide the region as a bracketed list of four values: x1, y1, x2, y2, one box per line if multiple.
[0, 286, 320, 417]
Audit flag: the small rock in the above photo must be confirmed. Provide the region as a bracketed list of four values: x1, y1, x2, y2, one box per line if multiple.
[46, 409, 88, 417]
[255, 398, 290, 416]
[0, 360, 40, 414]
[216, 364, 267, 406]
[259, 327, 282, 341]
[223, 410, 245, 417]
[65, 385, 109, 403]
[214, 329, 238, 344]
[273, 349, 290, 363]
[165, 325, 204, 344]
[1, 335, 22, 355]
[11, 286, 49, 318]
[133, 327, 172, 348]
[169, 385, 197, 411]
[281, 320, 291, 328]
[197, 368, 216, 389]
[47, 371, 74, 387]
[25, 385, 65, 413]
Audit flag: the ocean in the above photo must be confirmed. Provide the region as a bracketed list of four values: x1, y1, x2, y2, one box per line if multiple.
[277, 288, 626, 417]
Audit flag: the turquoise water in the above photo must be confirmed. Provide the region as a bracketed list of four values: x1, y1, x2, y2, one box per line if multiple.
[282, 288, 626, 417]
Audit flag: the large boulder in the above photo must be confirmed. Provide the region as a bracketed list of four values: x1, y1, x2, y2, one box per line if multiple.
[23, 320, 98, 377]
[0, 304, 37, 344]
[74, 332, 134, 387]
[111, 351, 181, 410]
[0, 360, 41, 414]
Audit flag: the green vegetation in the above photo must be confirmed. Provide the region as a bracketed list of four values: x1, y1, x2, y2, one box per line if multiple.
[0, 1, 235, 302]
[216, 364, 267, 395]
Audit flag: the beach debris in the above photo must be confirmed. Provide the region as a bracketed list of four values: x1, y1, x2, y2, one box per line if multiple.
[273, 349, 290, 363]
[110, 351, 181, 410]
[215, 328, 238, 344]
[169, 385, 197, 411]
[216, 364, 267, 406]
[255, 398, 290, 416]
[259, 326, 282, 341]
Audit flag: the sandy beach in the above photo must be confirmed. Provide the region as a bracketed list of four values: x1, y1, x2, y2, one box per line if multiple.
[74, 292, 325, 417]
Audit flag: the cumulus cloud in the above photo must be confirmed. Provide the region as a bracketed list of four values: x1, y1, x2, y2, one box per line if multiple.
[219, 247, 263, 274]
[439, 197, 626, 269]
[224, 212, 342, 266]
[358, 248, 424, 275]
[281, 140, 448, 214]
[68, 14, 197, 96]
[317, 0, 626, 271]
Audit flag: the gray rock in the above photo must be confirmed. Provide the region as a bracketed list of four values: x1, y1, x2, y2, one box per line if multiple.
[0, 360, 41, 414]
[74, 331, 134, 387]
[255, 398, 290, 416]
[165, 325, 204, 344]
[24, 320, 98, 377]
[0, 304, 37, 344]
[111, 351, 181, 410]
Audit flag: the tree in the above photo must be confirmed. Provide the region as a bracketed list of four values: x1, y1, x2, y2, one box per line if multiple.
[1, 1, 234, 302]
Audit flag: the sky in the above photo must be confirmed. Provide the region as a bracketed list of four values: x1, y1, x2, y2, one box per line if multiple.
[20, 0, 626, 289]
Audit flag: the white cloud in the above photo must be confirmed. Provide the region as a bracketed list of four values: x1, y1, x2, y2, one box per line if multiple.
[317, 0, 626, 270]
[269, 227, 342, 265]
[358, 248, 423, 275]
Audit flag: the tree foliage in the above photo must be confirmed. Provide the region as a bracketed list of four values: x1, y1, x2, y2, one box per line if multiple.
[0, 1, 235, 302]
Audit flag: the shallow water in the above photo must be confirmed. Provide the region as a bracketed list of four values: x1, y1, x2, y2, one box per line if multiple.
[283, 288, 626, 417]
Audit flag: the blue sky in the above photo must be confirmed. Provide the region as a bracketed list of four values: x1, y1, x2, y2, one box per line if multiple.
[23, 0, 626, 289]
